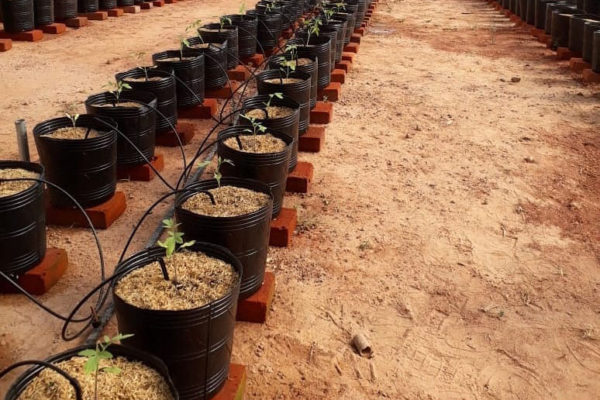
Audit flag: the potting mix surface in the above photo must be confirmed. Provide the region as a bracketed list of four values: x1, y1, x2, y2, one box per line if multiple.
[114, 251, 238, 311]
[17, 356, 174, 400]
[0, 168, 38, 197]
[181, 185, 270, 217]
[223, 133, 287, 153]
[245, 105, 296, 119]
[1, 0, 600, 398]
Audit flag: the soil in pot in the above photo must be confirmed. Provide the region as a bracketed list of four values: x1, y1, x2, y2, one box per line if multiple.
[0, 168, 39, 197]
[181, 185, 270, 217]
[41, 127, 100, 140]
[222, 133, 287, 153]
[153, 51, 205, 108]
[244, 105, 295, 119]
[114, 251, 238, 311]
[264, 77, 304, 84]
[16, 356, 175, 400]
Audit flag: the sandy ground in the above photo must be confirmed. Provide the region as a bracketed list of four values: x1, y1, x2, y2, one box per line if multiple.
[2, 0, 600, 398]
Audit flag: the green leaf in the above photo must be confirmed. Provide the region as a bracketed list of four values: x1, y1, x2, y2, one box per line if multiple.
[274, 92, 283, 99]
[97, 351, 113, 360]
[78, 349, 97, 358]
[223, 159, 234, 166]
[101, 366, 122, 375]
[121, 83, 132, 90]
[197, 160, 211, 168]
[180, 240, 195, 249]
[115, 333, 134, 341]
[166, 240, 175, 257]
[83, 357, 99, 374]
[103, 335, 110, 343]
[157, 239, 167, 249]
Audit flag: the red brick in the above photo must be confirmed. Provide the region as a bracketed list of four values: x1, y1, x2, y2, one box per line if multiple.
[331, 68, 346, 84]
[41, 23, 66, 34]
[530, 27, 542, 38]
[582, 68, 600, 83]
[299, 125, 325, 152]
[46, 191, 126, 229]
[361, 22, 366, 29]
[344, 42, 359, 54]
[569, 57, 591, 73]
[556, 47, 578, 60]
[123, 5, 140, 13]
[152, 0, 164, 7]
[310, 101, 334, 124]
[107, 8, 124, 16]
[140, 1, 153, 9]
[212, 364, 247, 400]
[354, 27, 366, 36]
[318, 82, 341, 102]
[227, 65, 251, 81]
[0, 248, 68, 295]
[350, 33, 361, 44]
[81, 11, 108, 20]
[269, 208, 297, 247]
[335, 60, 352, 73]
[156, 123, 196, 146]
[64, 17, 88, 28]
[0, 29, 43, 42]
[0, 39, 12, 52]
[286, 161, 313, 193]
[178, 98, 219, 119]
[165, 0, 176, 3]
[342, 52, 355, 63]
[205, 81, 240, 99]
[537, 32, 550, 44]
[241, 53, 265, 67]
[117, 154, 165, 181]
[236, 271, 276, 323]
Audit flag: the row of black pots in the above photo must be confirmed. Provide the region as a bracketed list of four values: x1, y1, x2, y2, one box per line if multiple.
[0, 0, 140, 32]
[500, 0, 600, 70]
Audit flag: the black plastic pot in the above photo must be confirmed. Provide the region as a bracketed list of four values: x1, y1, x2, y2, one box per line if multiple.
[113, 243, 239, 400]
[256, 69, 311, 134]
[348, 0, 365, 29]
[518, 0, 527, 19]
[33, 115, 117, 209]
[551, 10, 577, 48]
[583, 0, 600, 14]
[175, 178, 273, 299]
[0, 161, 45, 276]
[217, 127, 291, 217]
[5, 344, 179, 400]
[199, 23, 239, 70]
[34, 0, 54, 26]
[85, 90, 157, 167]
[78, 0, 98, 12]
[117, 0, 133, 5]
[1, 0, 34, 33]
[592, 30, 600, 71]
[270, 53, 318, 109]
[545, 3, 575, 34]
[224, 14, 258, 59]
[535, 0, 554, 29]
[184, 38, 229, 90]
[333, 12, 356, 45]
[568, 14, 599, 53]
[54, 0, 76, 20]
[248, 9, 282, 53]
[99, 0, 116, 9]
[153, 51, 205, 108]
[116, 67, 177, 134]
[583, 20, 600, 61]
[526, 0, 536, 24]
[325, 19, 347, 63]
[288, 36, 332, 90]
[240, 95, 300, 172]
[296, 28, 338, 68]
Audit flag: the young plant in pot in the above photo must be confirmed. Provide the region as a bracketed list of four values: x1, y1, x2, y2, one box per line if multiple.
[183, 23, 229, 90]
[3, 335, 179, 399]
[217, 115, 292, 217]
[320, 7, 347, 63]
[33, 114, 118, 209]
[85, 81, 158, 168]
[116, 56, 178, 136]
[198, 17, 239, 70]
[239, 93, 300, 172]
[297, 16, 338, 68]
[256, 67, 311, 134]
[112, 220, 242, 400]
[0, 161, 46, 276]
[286, 34, 332, 91]
[224, 5, 259, 59]
[174, 165, 273, 300]
[270, 44, 318, 109]
[152, 38, 206, 108]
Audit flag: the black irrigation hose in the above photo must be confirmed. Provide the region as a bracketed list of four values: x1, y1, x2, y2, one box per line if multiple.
[0, 360, 83, 400]
[0, 177, 107, 328]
